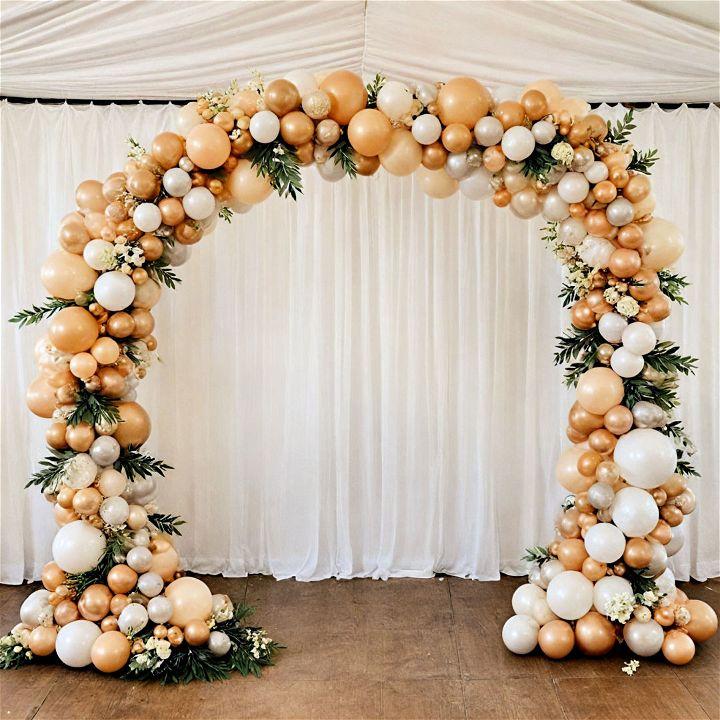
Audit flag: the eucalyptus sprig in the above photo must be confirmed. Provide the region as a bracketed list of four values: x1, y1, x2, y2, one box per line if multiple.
[147, 258, 181, 290]
[659, 420, 699, 477]
[625, 567, 663, 599]
[66, 388, 122, 428]
[9, 297, 75, 327]
[247, 141, 303, 200]
[657, 269, 689, 305]
[114, 445, 173, 482]
[554, 326, 603, 386]
[605, 109, 636, 144]
[522, 545, 552, 567]
[124, 343, 143, 366]
[623, 375, 680, 413]
[25, 447, 77, 490]
[643, 342, 698, 376]
[522, 139, 563, 183]
[65, 530, 132, 596]
[148, 513, 185, 536]
[365, 73, 387, 108]
[218, 206, 234, 223]
[558, 283, 580, 308]
[629, 147, 659, 175]
[328, 134, 357, 178]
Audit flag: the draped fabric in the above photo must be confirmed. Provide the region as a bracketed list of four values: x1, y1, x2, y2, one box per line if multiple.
[1, 1, 717, 102]
[1, 100, 718, 584]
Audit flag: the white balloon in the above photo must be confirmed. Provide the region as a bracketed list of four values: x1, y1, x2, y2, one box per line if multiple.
[528, 565, 545, 588]
[56, 620, 102, 667]
[542, 189, 570, 221]
[650, 320, 666, 340]
[599, 312, 628, 343]
[131, 528, 151, 547]
[647, 540, 668, 576]
[531, 597, 559, 626]
[584, 522, 626, 563]
[459, 167, 494, 200]
[97, 467, 126, 497]
[316, 159, 346, 183]
[593, 575, 633, 615]
[665, 526, 685, 557]
[577, 235, 614, 269]
[126, 546, 153, 573]
[588, 482, 615, 509]
[83, 239, 114, 271]
[63, 453, 98, 489]
[147, 595, 174, 624]
[166, 241, 191, 267]
[445, 152, 470, 180]
[137, 572, 164, 598]
[612, 486, 660, 537]
[20, 589, 51, 627]
[558, 217, 586, 247]
[539, 559, 565, 587]
[546, 571, 594, 620]
[52, 520, 106, 574]
[614, 429, 677, 489]
[176, 102, 203, 137]
[94, 271, 136, 312]
[411, 114, 442, 145]
[474, 116, 504, 147]
[284, 69, 317, 98]
[99, 496, 130, 526]
[208, 630, 232, 657]
[501, 614, 539, 654]
[583, 161, 609, 184]
[512, 583, 546, 615]
[610, 346, 644, 378]
[377, 80, 413, 120]
[655, 567, 677, 602]
[501, 126, 535, 162]
[623, 619, 665, 656]
[557, 172, 590, 204]
[89, 435, 121, 467]
[249, 110, 280, 143]
[162, 167, 192, 197]
[133, 203, 162, 233]
[622, 322, 657, 355]
[182, 186, 215, 221]
[531, 120, 556, 145]
[118, 603, 149, 635]
[414, 82, 437, 106]
[606, 197, 635, 226]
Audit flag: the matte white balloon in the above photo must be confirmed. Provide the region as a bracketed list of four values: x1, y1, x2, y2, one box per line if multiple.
[512, 583, 546, 615]
[665, 526, 685, 557]
[411, 113, 442, 145]
[94, 271, 136, 312]
[598, 312, 628, 343]
[133, 203, 162, 233]
[162, 167, 192, 197]
[89, 435, 121, 467]
[97, 467, 126, 497]
[612, 486, 660, 537]
[542, 189, 570, 221]
[377, 80, 413, 120]
[118, 603, 149, 635]
[445, 152, 470, 180]
[655, 567, 677, 602]
[593, 575, 633, 615]
[622, 322, 657, 355]
[182, 186, 215, 221]
[20, 589, 51, 627]
[283, 69, 317, 98]
[249, 110, 280, 143]
[137, 572, 164, 598]
[126, 546, 153, 573]
[99, 495, 130, 526]
[474, 116, 504, 147]
[546, 571, 594, 620]
[166, 241, 191, 267]
[610, 346, 644, 378]
[606, 197, 635, 226]
[501, 126, 536, 162]
[623, 619, 665, 656]
[584, 522, 626, 563]
[502, 614, 539, 654]
[208, 630, 232, 656]
[558, 217, 586, 246]
[56, 620, 102, 667]
[83, 239, 114, 271]
[147, 595, 174, 624]
[52, 520, 106, 574]
[557, 172, 590, 204]
[583, 161, 609, 184]
[614, 429, 677, 488]
[531, 120, 556, 145]
[459, 167, 494, 200]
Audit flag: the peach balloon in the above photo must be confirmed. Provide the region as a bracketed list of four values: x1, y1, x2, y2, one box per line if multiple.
[436, 77, 490, 128]
[538, 619, 575, 659]
[151, 132, 185, 169]
[29, 626, 57, 657]
[185, 123, 231, 170]
[91, 631, 131, 673]
[41, 561, 66, 592]
[347, 109, 392, 157]
[604, 405, 633, 435]
[66, 422, 95, 453]
[70, 352, 98, 379]
[319, 70, 368, 125]
[623, 174, 651, 203]
[150, 546, 181, 582]
[229, 159, 273, 204]
[575, 611, 616, 656]
[280, 111, 316, 146]
[641, 217, 685, 270]
[76, 180, 108, 212]
[49, 307, 99, 354]
[556, 447, 595, 494]
[165, 577, 213, 628]
[112, 401, 151, 448]
[379, 129, 422, 176]
[662, 629, 695, 665]
[684, 600, 718, 642]
[415, 167, 459, 199]
[41, 250, 98, 300]
[26, 376, 57, 418]
[576, 367, 624, 415]
[91, 337, 120, 365]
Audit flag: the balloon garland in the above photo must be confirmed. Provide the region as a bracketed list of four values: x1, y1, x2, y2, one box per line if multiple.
[2, 70, 716, 681]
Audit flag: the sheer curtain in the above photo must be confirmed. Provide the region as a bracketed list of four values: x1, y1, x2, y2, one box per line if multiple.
[1, 101, 718, 583]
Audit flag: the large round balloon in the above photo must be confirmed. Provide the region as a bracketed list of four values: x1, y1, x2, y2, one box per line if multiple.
[26, 376, 57, 418]
[319, 70, 368, 125]
[436, 77, 490, 128]
[641, 217, 685, 270]
[229, 159, 273, 204]
[623, 618, 665, 656]
[94, 271, 136, 312]
[52, 520, 106, 574]
[379, 129, 422, 176]
[592, 575, 633, 615]
[165, 576, 213, 628]
[347, 109, 392, 157]
[91, 630, 131, 673]
[546, 571, 594, 620]
[614, 429, 677, 489]
[112, 401, 151, 448]
[576, 367, 624, 415]
[583, 522, 626, 563]
[41, 250, 98, 300]
[56, 619, 102, 667]
[185, 123, 231, 169]
[501, 614, 539, 654]
[611, 486, 659, 536]
[684, 600, 718, 643]
[48, 307, 99, 354]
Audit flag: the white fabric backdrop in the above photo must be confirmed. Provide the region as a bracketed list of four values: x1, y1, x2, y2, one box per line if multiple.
[1, 0, 718, 102]
[1, 100, 718, 583]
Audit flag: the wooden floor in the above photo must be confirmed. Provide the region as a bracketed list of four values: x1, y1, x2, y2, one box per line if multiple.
[0, 575, 717, 720]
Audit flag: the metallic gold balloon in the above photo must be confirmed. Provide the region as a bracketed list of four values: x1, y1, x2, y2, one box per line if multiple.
[492, 188, 512, 208]
[78, 583, 113, 621]
[483, 145, 506, 173]
[353, 153, 381, 176]
[538, 619, 574, 659]
[319, 70, 368, 126]
[184, 618, 211, 646]
[130, 309, 155, 338]
[76, 179, 108, 212]
[575, 611, 616, 656]
[158, 197, 185, 226]
[112, 401, 151, 448]
[151, 132, 185, 170]
[42, 561, 67, 592]
[684, 600, 718, 642]
[593, 180, 617, 205]
[661, 474, 687, 499]
[568, 401, 605, 435]
[264, 79, 301, 117]
[95, 367, 125, 399]
[46, 421, 70, 449]
[422, 142, 448, 170]
[603, 405, 633, 435]
[557, 538, 588, 571]
[107, 565, 139, 595]
[617, 223, 643, 249]
[583, 209, 613, 238]
[126, 168, 159, 200]
[73, 487, 103, 516]
[588, 429, 617, 455]
[127, 504, 148, 531]
[66, 422, 96, 452]
[648, 519, 672, 545]
[101, 615, 119, 633]
[58, 220, 91, 255]
[623, 174, 651, 203]
[167, 625, 184, 646]
[102, 173, 126, 203]
[577, 450, 602, 477]
[91, 630, 131, 673]
[662, 629, 695, 665]
[54, 599, 80, 626]
[623, 538, 653, 568]
[654, 606, 675, 627]
[660, 504, 683, 527]
[441, 123, 473, 153]
[279, 111, 315, 147]
[608, 248, 641, 279]
[436, 77, 490, 128]
[295, 141, 315, 166]
[29, 626, 57, 657]
[644, 292, 671, 321]
[582, 557, 607, 581]
[520, 90, 548, 121]
[110, 594, 130, 616]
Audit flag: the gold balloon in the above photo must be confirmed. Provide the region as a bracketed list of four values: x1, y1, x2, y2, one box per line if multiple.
[684, 600, 718, 642]
[582, 557, 607, 581]
[422, 142, 448, 170]
[576, 367, 624, 415]
[56, 486, 76, 509]
[110, 594, 130, 616]
[48, 307, 99, 354]
[96, 367, 125, 399]
[175, 220, 203, 245]
[184, 618, 211, 646]
[608, 248, 642, 279]
[319, 70, 368, 125]
[436, 77, 490, 128]
[234, 89, 261, 117]
[91, 337, 121, 366]
[229, 159, 273, 204]
[151, 132, 185, 170]
[588, 428, 617, 455]
[76, 179, 108, 212]
[603, 405, 633, 435]
[623, 174, 651, 203]
[78, 583, 113, 621]
[73, 487, 103, 516]
[494, 101, 525, 129]
[66, 422, 95, 452]
[158, 197, 185, 226]
[264, 79, 301, 117]
[662, 629, 695, 665]
[593, 180, 617, 205]
[520, 90, 548, 121]
[130, 308, 155, 338]
[538, 619, 574, 659]
[629, 268, 660, 301]
[41, 250, 98, 300]
[315, 118, 341, 146]
[126, 168, 159, 200]
[112, 401, 151, 448]
[575, 611, 616, 656]
[347, 109, 392, 157]
[101, 616, 119, 633]
[379, 129, 422, 177]
[54, 599, 80, 626]
[568, 401, 605, 435]
[660, 504, 683, 527]
[482, 145, 506, 173]
[415, 166, 459, 199]
[617, 223, 644, 249]
[41, 561, 66, 592]
[644, 292, 671, 321]
[29, 626, 57, 657]
[583, 210, 613, 238]
[107, 565, 138, 595]
[58, 220, 91, 254]
[623, 538, 653, 568]
[662, 473, 688, 497]
[102, 173, 126, 203]
[354, 153, 381, 176]
[577, 450, 602, 477]
[648, 519, 673, 545]
[570, 300, 595, 330]
[185, 123, 232, 170]
[69, 352, 98, 380]
[26, 376, 57, 418]
[139, 234, 165, 262]
[279, 111, 315, 146]
[91, 630, 131, 673]
[106, 311, 135, 339]
[441, 123, 473, 153]
[295, 141, 315, 166]
[165, 576, 213, 628]
[557, 538, 588, 571]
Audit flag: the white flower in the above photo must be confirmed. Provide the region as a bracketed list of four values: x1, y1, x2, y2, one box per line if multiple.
[156, 639, 171, 660]
[145, 637, 158, 651]
[551, 142, 574, 166]
[603, 287, 621, 305]
[616, 296, 640, 318]
[622, 659, 640, 676]
[605, 592, 635, 624]
[642, 590, 658, 605]
[135, 653, 149, 666]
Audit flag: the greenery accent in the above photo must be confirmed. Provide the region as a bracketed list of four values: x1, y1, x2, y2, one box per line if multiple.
[643, 342, 698, 376]
[657, 269, 689, 305]
[9, 297, 75, 327]
[623, 376, 679, 413]
[218, 206, 234, 223]
[629, 147, 659, 175]
[65, 530, 131, 597]
[522, 546, 552, 566]
[558, 283, 580, 308]
[329, 134, 358, 178]
[126, 136, 147, 159]
[0, 639, 34, 669]
[659, 420, 699, 478]
[521, 138, 562, 183]
[147, 258, 182, 289]
[148, 512, 185, 536]
[247, 141, 303, 200]
[554, 326, 603, 386]
[114, 445, 173, 482]
[124, 343, 143, 366]
[66, 387, 122, 428]
[25, 448, 76, 490]
[365, 73, 387, 108]
[605, 109, 636, 145]
[625, 567, 663, 601]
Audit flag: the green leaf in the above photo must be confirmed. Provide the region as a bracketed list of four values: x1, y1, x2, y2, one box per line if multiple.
[25, 448, 76, 491]
[521, 136, 564, 183]
[365, 73, 387, 108]
[66, 388, 122, 428]
[657, 269, 689, 305]
[554, 326, 603, 386]
[622, 376, 680, 413]
[629, 147, 659, 175]
[114, 445, 173, 482]
[9, 297, 74, 327]
[643, 341, 697, 376]
[522, 546, 552, 566]
[328, 134, 358, 179]
[605, 109, 636, 144]
[148, 512, 185, 536]
[247, 140, 303, 200]
[147, 258, 182, 289]
[218, 206, 234, 223]
[65, 529, 132, 596]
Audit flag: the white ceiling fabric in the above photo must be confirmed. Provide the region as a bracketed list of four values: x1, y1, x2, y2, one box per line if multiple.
[1, 0, 718, 101]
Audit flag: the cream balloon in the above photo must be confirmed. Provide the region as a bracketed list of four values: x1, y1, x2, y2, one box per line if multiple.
[411, 114, 442, 145]
[83, 239, 114, 271]
[610, 347, 644, 378]
[376, 80, 413, 120]
[474, 116, 504, 147]
[583, 522, 626, 563]
[593, 575, 633, 615]
[546, 571, 594, 620]
[502, 614, 539, 654]
[133, 203, 162, 233]
[94, 271, 136, 312]
[176, 102, 204, 137]
[284, 69, 317, 97]
[622, 322, 657, 355]
[415, 166, 458, 199]
[623, 619, 665, 656]
[641, 217, 685, 270]
[614, 429, 677, 489]
[459, 167, 493, 200]
[511, 583, 546, 615]
[52, 521, 106, 574]
[56, 620, 102, 667]
[612, 487, 660, 537]
[501, 126, 535, 162]
[165, 576, 213, 628]
[557, 172, 590, 204]
[182, 187, 215, 220]
[249, 110, 280, 144]
[162, 167, 192, 197]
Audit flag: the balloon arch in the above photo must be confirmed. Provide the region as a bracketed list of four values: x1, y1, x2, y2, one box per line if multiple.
[2, 70, 716, 681]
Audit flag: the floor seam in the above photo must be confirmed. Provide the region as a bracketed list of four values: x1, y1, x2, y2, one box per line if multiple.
[446, 579, 469, 720]
[551, 677, 570, 720]
[676, 675, 712, 720]
[27, 678, 57, 720]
